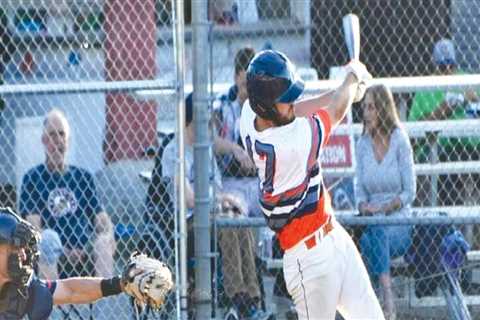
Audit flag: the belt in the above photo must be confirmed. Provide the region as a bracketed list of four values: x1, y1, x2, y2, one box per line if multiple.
[304, 217, 334, 250]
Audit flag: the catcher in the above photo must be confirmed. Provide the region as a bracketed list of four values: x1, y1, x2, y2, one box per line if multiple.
[0, 207, 174, 320]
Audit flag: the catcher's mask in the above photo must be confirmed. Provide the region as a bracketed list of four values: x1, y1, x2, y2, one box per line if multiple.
[246, 50, 304, 122]
[0, 207, 40, 297]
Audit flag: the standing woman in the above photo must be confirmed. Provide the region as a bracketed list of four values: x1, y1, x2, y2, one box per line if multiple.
[356, 84, 416, 320]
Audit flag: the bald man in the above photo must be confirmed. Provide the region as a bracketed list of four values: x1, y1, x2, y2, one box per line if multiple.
[19, 109, 115, 280]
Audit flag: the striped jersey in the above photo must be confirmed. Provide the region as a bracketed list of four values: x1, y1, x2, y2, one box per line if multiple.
[239, 101, 334, 250]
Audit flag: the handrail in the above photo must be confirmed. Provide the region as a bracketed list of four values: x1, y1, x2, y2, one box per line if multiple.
[215, 205, 480, 228]
[323, 161, 480, 178]
[334, 119, 480, 138]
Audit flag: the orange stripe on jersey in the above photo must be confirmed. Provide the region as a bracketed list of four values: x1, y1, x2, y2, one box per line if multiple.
[315, 109, 332, 147]
[306, 116, 321, 171]
[276, 109, 333, 250]
[278, 190, 334, 250]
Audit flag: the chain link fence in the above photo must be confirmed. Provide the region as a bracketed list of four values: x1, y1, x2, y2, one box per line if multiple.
[1, 0, 480, 320]
[0, 0, 179, 319]
[207, 1, 480, 320]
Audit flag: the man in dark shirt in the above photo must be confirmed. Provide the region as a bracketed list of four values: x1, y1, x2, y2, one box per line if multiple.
[19, 109, 115, 279]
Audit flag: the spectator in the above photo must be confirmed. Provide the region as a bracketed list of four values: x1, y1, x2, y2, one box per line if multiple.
[209, 0, 259, 25]
[162, 94, 269, 320]
[213, 46, 260, 217]
[408, 38, 480, 206]
[209, 0, 237, 25]
[356, 85, 416, 319]
[19, 109, 116, 280]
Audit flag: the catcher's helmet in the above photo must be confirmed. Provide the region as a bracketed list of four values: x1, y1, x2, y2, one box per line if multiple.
[0, 207, 40, 297]
[246, 50, 304, 120]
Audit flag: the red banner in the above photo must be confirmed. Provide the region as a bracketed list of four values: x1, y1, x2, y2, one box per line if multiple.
[321, 134, 353, 168]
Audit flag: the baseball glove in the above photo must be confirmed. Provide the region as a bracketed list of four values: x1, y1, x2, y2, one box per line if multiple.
[121, 252, 174, 310]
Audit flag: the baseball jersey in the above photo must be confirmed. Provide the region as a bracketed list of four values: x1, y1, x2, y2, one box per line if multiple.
[0, 276, 56, 320]
[240, 101, 333, 250]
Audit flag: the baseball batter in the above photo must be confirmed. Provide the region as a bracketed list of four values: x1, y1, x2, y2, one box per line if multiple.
[240, 50, 384, 319]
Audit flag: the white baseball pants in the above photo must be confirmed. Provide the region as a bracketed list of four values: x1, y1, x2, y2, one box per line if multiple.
[283, 220, 384, 320]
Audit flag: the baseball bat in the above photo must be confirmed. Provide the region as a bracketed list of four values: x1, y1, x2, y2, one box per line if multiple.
[342, 13, 360, 61]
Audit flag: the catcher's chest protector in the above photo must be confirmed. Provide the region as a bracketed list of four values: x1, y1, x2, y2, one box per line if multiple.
[0, 279, 53, 320]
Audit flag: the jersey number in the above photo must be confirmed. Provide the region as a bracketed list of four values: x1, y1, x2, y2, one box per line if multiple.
[246, 136, 276, 193]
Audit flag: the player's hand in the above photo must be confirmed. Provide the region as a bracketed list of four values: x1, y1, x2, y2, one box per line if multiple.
[344, 60, 372, 102]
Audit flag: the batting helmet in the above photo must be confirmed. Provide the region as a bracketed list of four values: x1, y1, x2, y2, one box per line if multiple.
[0, 207, 40, 297]
[246, 50, 304, 120]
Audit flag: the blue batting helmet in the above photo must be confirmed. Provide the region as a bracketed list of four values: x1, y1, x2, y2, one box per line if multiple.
[0, 207, 22, 245]
[0, 207, 40, 296]
[246, 50, 304, 120]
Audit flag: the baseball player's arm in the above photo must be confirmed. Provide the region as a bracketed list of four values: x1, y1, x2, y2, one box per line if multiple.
[324, 73, 359, 127]
[294, 82, 356, 124]
[294, 90, 335, 117]
[53, 277, 123, 305]
[295, 62, 370, 126]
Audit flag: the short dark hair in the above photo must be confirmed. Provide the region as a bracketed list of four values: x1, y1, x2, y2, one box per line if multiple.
[234, 47, 256, 76]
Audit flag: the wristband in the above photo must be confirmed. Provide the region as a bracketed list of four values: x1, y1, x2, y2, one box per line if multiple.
[100, 276, 122, 297]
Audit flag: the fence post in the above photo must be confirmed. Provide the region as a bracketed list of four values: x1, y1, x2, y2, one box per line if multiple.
[429, 132, 440, 206]
[172, 0, 188, 318]
[192, 1, 213, 319]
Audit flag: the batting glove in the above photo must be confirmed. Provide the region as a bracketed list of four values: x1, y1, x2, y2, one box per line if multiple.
[344, 60, 372, 102]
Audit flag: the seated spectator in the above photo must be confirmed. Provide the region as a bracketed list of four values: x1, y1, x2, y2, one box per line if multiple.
[139, 132, 176, 265]
[209, 0, 237, 24]
[408, 38, 480, 206]
[162, 94, 268, 319]
[212, 46, 261, 217]
[19, 109, 116, 280]
[356, 85, 416, 320]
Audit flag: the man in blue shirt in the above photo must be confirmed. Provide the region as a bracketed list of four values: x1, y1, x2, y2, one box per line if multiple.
[19, 109, 115, 279]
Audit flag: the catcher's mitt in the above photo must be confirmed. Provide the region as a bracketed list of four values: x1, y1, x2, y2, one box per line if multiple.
[122, 252, 174, 310]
